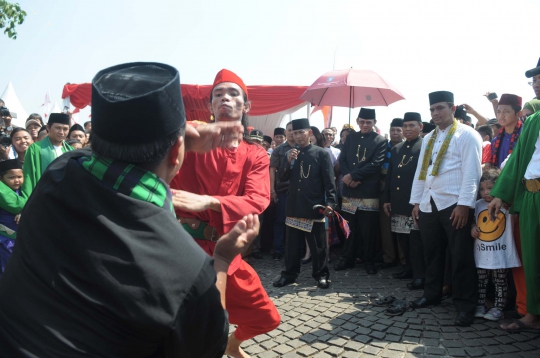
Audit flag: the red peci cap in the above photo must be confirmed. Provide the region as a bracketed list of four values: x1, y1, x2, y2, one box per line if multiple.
[498, 94, 522, 108]
[212, 69, 248, 97]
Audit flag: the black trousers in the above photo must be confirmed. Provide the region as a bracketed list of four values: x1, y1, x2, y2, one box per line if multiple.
[341, 210, 379, 265]
[409, 229, 425, 280]
[419, 201, 478, 314]
[395, 233, 412, 273]
[282, 222, 329, 281]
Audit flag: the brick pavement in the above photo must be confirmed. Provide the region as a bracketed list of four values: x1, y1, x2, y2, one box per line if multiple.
[226, 258, 540, 358]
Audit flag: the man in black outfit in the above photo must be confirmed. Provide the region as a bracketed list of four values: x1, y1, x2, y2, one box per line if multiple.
[0, 62, 258, 357]
[334, 108, 388, 274]
[273, 118, 336, 289]
[383, 112, 425, 289]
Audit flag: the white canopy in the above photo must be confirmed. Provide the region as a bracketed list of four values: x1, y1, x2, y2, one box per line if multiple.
[0, 82, 29, 127]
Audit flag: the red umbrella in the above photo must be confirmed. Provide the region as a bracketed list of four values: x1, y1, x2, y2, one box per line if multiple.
[300, 69, 405, 123]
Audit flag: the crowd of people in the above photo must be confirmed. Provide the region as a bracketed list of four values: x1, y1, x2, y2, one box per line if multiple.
[0, 57, 537, 357]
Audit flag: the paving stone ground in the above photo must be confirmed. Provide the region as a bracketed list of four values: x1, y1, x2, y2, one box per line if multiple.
[225, 257, 540, 358]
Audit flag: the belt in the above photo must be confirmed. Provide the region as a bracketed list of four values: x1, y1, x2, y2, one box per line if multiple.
[523, 178, 540, 193]
[178, 217, 219, 242]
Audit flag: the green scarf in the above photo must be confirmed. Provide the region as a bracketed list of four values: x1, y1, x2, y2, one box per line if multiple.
[40, 137, 74, 175]
[419, 119, 458, 180]
[523, 99, 540, 115]
[80, 154, 174, 213]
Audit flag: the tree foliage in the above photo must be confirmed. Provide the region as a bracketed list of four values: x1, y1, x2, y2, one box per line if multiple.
[0, 0, 26, 39]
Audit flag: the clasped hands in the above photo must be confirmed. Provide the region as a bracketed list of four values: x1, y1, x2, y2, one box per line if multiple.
[342, 174, 360, 188]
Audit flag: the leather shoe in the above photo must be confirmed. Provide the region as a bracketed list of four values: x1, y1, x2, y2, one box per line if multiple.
[378, 262, 396, 269]
[365, 264, 377, 275]
[302, 256, 312, 264]
[407, 278, 425, 290]
[272, 253, 283, 261]
[273, 277, 294, 287]
[455, 312, 474, 326]
[392, 271, 413, 279]
[409, 296, 441, 309]
[334, 259, 355, 271]
[317, 277, 330, 289]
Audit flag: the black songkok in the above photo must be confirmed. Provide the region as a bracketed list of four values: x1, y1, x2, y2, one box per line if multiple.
[390, 118, 403, 127]
[429, 91, 454, 105]
[274, 127, 285, 136]
[358, 108, 376, 120]
[292, 118, 310, 130]
[91, 62, 185, 145]
[48, 113, 70, 126]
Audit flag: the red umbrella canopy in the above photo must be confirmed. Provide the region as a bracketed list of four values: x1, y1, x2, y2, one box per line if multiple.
[300, 69, 405, 108]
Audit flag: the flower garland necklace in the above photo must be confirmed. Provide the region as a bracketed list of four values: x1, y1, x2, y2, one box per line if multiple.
[419, 119, 458, 180]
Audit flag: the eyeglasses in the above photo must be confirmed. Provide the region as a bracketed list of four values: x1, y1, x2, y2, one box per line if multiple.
[529, 79, 539, 86]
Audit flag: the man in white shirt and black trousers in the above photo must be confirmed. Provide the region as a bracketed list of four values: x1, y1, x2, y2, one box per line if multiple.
[409, 91, 482, 326]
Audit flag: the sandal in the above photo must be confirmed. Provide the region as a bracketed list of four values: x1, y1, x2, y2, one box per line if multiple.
[372, 296, 396, 307]
[499, 319, 540, 334]
[385, 299, 409, 316]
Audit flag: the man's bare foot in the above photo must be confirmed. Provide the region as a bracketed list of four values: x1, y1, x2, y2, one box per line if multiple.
[500, 313, 540, 331]
[225, 334, 250, 358]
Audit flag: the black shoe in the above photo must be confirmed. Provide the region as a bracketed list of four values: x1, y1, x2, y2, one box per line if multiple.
[273, 277, 294, 287]
[252, 250, 263, 259]
[378, 262, 396, 269]
[409, 296, 441, 309]
[407, 278, 425, 290]
[302, 256, 312, 264]
[272, 253, 283, 261]
[317, 277, 330, 289]
[455, 312, 474, 326]
[392, 271, 413, 279]
[365, 264, 377, 275]
[334, 259, 355, 271]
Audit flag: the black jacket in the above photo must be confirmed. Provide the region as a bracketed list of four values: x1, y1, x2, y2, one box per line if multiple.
[339, 131, 388, 199]
[383, 137, 423, 216]
[0, 149, 228, 358]
[278, 144, 336, 219]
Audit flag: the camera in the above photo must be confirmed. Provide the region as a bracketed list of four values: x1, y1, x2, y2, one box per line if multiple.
[0, 106, 10, 118]
[0, 134, 11, 148]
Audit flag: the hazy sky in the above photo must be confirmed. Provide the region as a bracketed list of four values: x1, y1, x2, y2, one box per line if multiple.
[1, 0, 538, 133]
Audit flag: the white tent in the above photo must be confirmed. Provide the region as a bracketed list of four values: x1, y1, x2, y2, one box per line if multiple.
[0, 82, 28, 127]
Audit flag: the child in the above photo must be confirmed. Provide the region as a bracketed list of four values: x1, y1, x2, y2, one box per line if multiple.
[471, 168, 520, 321]
[0, 159, 26, 276]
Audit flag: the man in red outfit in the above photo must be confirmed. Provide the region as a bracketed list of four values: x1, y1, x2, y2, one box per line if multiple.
[171, 69, 280, 358]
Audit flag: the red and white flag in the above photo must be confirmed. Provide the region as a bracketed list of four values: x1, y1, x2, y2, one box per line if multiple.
[41, 90, 51, 118]
[311, 105, 333, 128]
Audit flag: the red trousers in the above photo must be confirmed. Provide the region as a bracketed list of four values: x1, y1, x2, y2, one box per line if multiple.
[196, 239, 281, 341]
[512, 215, 527, 316]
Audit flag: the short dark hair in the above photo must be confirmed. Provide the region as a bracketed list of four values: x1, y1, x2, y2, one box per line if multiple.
[91, 127, 184, 170]
[285, 121, 293, 128]
[476, 125, 493, 141]
[0, 98, 4, 106]
[38, 126, 48, 134]
[84, 121, 91, 128]
[10, 127, 30, 139]
[511, 105, 522, 114]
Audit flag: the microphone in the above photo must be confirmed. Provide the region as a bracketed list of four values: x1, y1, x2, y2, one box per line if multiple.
[290, 144, 300, 169]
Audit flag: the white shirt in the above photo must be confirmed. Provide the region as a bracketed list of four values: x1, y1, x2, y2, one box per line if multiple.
[474, 199, 520, 269]
[524, 128, 540, 179]
[324, 146, 340, 166]
[410, 123, 482, 212]
[53, 145, 63, 158]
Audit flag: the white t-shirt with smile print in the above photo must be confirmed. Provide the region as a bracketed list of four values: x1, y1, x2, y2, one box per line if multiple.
[474, 199, 521, 269]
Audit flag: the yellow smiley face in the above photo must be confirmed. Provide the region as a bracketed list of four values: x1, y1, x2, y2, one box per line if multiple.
[477, 209, 506, 242]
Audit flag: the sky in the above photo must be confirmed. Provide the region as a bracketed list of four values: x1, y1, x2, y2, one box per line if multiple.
[1, 0, 539, 134]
